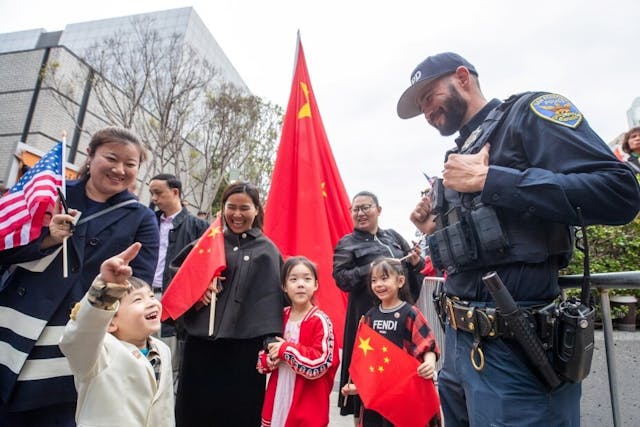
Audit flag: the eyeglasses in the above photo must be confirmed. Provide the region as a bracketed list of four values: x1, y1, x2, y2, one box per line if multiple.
[350, 204, 373, 214]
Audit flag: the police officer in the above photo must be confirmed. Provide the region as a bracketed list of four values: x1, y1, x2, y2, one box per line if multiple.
[398, 52, 640, 426]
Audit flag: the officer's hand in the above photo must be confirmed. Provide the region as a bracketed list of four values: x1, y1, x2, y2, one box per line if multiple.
[410, 197, 436, 235]
[443, 144, 490, 193]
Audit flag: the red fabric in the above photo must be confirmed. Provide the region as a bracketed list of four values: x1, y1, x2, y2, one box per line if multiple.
[263, 36, 353, 348]
[0, 142, 62, 250]
[349, 323, 440, 427]
[160, 216, 226, 321]
[420, 256, 436, 276]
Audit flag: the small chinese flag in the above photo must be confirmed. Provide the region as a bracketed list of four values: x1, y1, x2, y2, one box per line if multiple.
[161, 216, 226, 321]
[349, 323, 440, 427]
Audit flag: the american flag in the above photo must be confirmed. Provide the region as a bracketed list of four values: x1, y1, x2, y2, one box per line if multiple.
[0, 142, 63, 250]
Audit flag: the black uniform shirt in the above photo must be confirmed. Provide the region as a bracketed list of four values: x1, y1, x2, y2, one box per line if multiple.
[445, 92, 640, 302]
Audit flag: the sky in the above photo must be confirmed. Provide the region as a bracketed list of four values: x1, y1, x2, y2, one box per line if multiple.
[1, 0, 639, 240]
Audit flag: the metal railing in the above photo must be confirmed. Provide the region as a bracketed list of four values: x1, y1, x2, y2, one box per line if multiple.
[559, 271, 640, 427]
[419, 271, 640, 427]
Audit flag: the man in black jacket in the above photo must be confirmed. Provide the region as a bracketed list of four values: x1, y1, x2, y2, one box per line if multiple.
[149, 173, 208, 386]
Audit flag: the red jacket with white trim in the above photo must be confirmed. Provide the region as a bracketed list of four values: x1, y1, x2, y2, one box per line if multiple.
[257, 306, 339, 427]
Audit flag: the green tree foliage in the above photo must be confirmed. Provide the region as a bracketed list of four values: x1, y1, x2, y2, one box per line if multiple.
[562, 202, 640, 319]
[563, 216, 640, 276]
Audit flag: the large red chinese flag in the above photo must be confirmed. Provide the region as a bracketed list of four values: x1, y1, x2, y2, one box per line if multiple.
[161, 216, 226, 321]
[349, 323, 440, 427]
[264, 35, 353, 347]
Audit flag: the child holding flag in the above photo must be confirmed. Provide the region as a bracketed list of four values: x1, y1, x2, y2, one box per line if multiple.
[257, 256, 339, 427]
[342, 257, 441, 427]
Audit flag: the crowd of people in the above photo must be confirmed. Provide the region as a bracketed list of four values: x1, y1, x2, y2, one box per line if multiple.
[0, 48, 639, 427]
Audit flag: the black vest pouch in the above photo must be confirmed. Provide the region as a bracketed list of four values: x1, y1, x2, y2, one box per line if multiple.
[469, 203, 509, 252]
[428, 216, 478, 273]
[428, 230, 454, 271]
[446, 219, 477, 267]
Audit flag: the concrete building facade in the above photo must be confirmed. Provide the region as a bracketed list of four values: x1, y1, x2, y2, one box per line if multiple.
[0, 7, 246, 205]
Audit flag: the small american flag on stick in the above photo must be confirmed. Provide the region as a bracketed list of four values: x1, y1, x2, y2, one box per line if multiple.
[0, 142, 63, 250]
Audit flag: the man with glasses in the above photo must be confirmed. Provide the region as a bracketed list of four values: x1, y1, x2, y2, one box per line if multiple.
[333, 191, 425, 425]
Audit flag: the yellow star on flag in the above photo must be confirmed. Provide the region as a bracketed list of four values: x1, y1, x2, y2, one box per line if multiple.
[358, 336, 374, 356]
[208, 225, 222, 238]
[196, 225, 221, 254]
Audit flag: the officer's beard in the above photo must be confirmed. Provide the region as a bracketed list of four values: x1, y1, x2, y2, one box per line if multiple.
[437, 84, 468, 137]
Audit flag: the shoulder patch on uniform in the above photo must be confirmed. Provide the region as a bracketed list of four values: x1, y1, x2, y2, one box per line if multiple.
[529, 93, 583, 129]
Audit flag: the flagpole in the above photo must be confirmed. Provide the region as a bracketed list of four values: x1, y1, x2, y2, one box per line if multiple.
[294, 30, 301, 71]
[61, 131, 67, 194]
[208, 278, 218, 336]
[61, 131, 69, 278]
[343, 316, 364, 406]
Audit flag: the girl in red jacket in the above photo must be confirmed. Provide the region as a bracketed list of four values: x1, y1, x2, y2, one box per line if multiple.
[257, 256, 340, 427]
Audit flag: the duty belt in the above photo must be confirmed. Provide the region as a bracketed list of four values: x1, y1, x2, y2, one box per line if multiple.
[442, 296, 546, 339]
[442, 295, 556, 376]
[444, 296, 502, 338]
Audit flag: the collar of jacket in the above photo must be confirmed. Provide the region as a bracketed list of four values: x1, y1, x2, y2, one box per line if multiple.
[224, 226, 262, 241]
[352, 228, 388, 241]
[455, 98, 502, 149]
[156, 206, 188, 224]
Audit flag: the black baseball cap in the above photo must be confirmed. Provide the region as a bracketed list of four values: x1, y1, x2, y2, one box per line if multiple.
[397, 52, 478, 119]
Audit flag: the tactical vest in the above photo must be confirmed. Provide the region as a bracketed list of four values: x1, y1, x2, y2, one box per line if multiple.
[428, 93, 573, 274]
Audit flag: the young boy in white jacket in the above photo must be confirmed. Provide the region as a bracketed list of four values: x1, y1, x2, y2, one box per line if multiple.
[59, 242, 174, 427]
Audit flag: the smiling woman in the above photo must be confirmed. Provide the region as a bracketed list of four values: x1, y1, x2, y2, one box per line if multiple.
[82, 127, 147, 203]
[332, 190, 426, 420]
[0, 126, 159, 426]
[176, 181, 284, 427]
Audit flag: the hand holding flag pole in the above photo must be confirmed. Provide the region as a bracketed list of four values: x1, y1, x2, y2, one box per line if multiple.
[56, 187, 72, 278]
[206, 278, 224, 336]
[342, 316, 365, 406]
[161, 214, 226, 323]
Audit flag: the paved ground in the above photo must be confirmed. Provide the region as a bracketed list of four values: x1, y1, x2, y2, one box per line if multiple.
[327, 329, 640, 426]
[581, 330, 640, 427]
[329, 389, 354, 427]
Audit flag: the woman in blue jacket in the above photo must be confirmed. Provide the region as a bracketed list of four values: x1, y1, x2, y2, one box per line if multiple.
[0, 127, 159, 426]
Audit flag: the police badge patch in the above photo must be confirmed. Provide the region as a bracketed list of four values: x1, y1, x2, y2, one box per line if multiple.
[530, 93, 583, 128]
